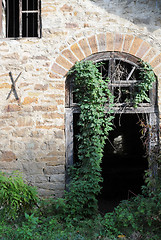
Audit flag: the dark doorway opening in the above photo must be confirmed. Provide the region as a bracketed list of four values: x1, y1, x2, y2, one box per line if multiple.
[98, 114, 148, 213]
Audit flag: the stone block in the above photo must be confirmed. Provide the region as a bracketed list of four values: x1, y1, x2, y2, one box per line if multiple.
[0, 151, 17, 162]
[35, 175, 48, 183]
[142, 48, 159, 64]
[34, 84, 48, 91]
[62, 49, 77, 64]
[150, 53, 161, 69]
[17, 116, 34, 127]
[123, 35, 134, 53]
[35, 182, 65, 191]
[56, 55, 73, 70]
[114, 33, 124, 52]
[43, 165, 65, 175]
[79, 38, 91, 57]
[22, 97, 38, 105]
[5, 104, 21, 112]
[129, 37, 143, 56]
[97, 33, 106, 52]
[60, 4, 73, 12]
[33, 105, 58, 111]
[70, 43, 85, 61]
[106, 32, 114, 51]
[46, 156, 65, 166]
[50, 174, 65, 183]
[51, 63, 67, 76]
[22, 162, 45, 175]
[88, 35, 98, 54]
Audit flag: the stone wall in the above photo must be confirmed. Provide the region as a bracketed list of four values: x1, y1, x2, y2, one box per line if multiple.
[0, 0, 160, 197]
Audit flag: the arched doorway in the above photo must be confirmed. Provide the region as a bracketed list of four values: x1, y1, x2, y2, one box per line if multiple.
[65, 52, 159, 212]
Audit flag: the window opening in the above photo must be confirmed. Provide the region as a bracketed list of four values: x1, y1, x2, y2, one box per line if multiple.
[6, 0, 41, 38]
[67, 53, 156, 110]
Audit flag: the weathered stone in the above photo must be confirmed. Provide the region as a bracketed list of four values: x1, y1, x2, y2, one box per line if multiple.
[5, 104, 21, 112]
[0, 151, 17, 162]
[22, 162, 45, 175]
[33, 105, 57, 111]
[42, 113, 63, 119]
[60, 4, 73, 12]
[43, 165, 65, 175]
[34, 84, 48, 91]
[17, 116, 34, 127]
[22, 97, 38, 105]
[35, 182, 65, 191]
[54, 130, 64, 139]
[50, 174, 65, 183]
[88, 35, 98, 54]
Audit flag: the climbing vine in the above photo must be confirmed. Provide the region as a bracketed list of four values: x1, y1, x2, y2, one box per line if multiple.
[65, 61, 114, 218]
[133, 61, 156, 108]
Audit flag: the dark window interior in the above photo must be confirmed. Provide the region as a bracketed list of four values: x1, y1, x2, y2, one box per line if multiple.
[22, 0, 38, 10]
[6, 0, 39, 38]
[6, 0, 19, 38]
[22, 13, 38, 37]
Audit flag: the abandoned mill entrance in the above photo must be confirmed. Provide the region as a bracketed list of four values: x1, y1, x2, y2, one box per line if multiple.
[98, 113, 148, 212]
[65, 52, 158, 213]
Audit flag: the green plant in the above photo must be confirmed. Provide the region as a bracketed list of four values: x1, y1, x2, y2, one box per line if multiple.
[0, 171, 39, 220]
[133, 60, 156, 108]
[66, 61, 114, 219]
[101, 183, 161, 239]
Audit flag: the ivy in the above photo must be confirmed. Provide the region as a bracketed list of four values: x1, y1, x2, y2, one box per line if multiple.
[133, 61, 156, 108]
[65, 61, 114, 218]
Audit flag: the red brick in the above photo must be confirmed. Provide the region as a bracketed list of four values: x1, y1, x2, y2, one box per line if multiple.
[56, 55, 73, 70]
[153, 64, 161, 76]
[123, 35, 134, 53]
[129, 37, 143, 56]
[62, 49, 77, 64]
[114, 33, 124, 52]
[88, 35, 98, 54]
[142, 47, 159, 63]
[150, 53, 161, 68]
[70, 43, 85, 60]
[51, 63, 67, 76]
[135, 41, 151, 59]
[106, 32, 114, 51]
[97, 33, 106, 52]
[79, 38, 91, 57]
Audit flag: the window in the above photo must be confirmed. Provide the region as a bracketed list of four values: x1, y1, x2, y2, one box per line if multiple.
[5, 0, 41, 38]
[66, 52, 157, 111]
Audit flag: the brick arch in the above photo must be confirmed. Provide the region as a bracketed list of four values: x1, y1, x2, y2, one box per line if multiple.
[51, 32, 161, 78]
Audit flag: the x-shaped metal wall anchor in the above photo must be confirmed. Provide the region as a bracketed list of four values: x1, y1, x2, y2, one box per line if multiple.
[6, 72, 22, 100]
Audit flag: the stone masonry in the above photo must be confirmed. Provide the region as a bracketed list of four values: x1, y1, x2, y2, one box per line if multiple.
[0, 0, 161, 197]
